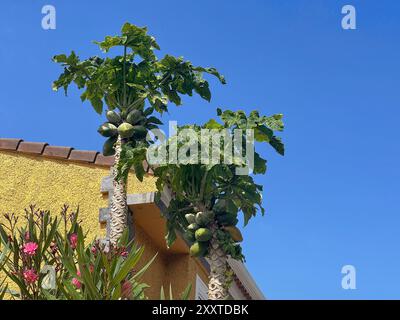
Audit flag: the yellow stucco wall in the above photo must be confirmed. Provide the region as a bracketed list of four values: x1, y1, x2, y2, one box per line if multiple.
[0, 151, 156, 239]
[0, 150, 209, 299]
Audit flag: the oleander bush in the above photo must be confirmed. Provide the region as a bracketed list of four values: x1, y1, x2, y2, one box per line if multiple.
[0, 205, 154, 300]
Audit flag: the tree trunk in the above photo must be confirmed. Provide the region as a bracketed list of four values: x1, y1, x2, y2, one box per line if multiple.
[109, 135, 128, 246]
[208, 223, 228, 300]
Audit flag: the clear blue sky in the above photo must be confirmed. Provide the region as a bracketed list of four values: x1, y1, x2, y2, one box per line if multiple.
[1, 0, 400, 299]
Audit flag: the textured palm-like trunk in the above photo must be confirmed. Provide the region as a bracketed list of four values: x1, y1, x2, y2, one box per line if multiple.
[208, 223, 228, 300]
[109, 135, 128, 246]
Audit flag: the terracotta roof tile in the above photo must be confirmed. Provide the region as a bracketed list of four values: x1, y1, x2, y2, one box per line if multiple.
[95, 154, 115, 167]
[0, 138, 23, 151]
[43, 146, 73, 159]
[18, 142, 47, 154]
[0, 137, 153, 174]
[69, 150, 98, 163]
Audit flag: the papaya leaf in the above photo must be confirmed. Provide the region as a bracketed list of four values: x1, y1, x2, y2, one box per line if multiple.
[269, 136, 285, 156]
[147, 116, 163, 125]
[254, 125, 273, 142]
[263, 114, 284, 131]
[253, 152, 267, 174]
[90, 97, 103, 115]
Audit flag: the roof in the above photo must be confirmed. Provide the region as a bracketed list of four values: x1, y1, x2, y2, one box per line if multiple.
[0, 138, 115, 167]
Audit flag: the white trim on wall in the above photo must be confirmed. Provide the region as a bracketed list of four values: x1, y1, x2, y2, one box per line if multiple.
[195, 275, 208, 300]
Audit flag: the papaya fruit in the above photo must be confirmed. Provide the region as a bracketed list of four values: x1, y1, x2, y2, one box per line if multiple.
[224, 226, 243, 242]
[106, 110, 122, 125]
[213, 199, 238, 215]
[183, 231, 195, 243]
[204, 211, 215, 221]
[185, 213, 196, 224]
[187, 223, 199, 232]
[195, 228, 212, 242]
[212, 199, 226, 213]
[118, 123, 135, 138]
[195, 212, 213, 227]
[189, 241, 208, 257]
[103, 136, 117, 156]
[98, 123, 118, 137]
[126, 110, 143, 125]
[132, 125, 148, 139]
[216, 212, 238, 226]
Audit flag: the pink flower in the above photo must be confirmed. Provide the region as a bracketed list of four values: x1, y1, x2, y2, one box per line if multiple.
[89, 265, 94, 273]
[72, 277, 81, 289]
[71, 269, 82, 289]
[69, 233, 78, 249]
[23, 242, 38, 256]
[121, 251, 128, 258]
[23, 269, 38, 284]
[91, 246, 97, 255]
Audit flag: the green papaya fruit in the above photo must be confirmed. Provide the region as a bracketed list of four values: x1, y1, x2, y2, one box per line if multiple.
[195, 228, 212, 242]
[195, 212, 205, 226]
[212, 199, 227, 213]
[213, 199, 237, 215]
[126, 110, 143, 125]
[132, 125, 148, 139]
[106, 110, 122, 125]
[103, 136, 117, 156]
[224, 226, 243, 242]
[189, 241, 208, 257]
[98, 123, 118, 137]
[195, 212, 212, 227]
[187, 223, 199, 232]
[217, 212, 238, 226]
[185, 214, 196, 224]
[204, 211, 215, 221]
[183, 231, 195, 243]
[118, 123, 135, 138]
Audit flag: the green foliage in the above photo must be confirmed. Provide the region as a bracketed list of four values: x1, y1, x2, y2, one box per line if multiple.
[0, 205, 154, 300]
[152, 108, 284, 261]
[53, 23, 226, 180]
[0, 206, 70, 300]
[160, 283, 192, 300]
[117, 144, 148, 182]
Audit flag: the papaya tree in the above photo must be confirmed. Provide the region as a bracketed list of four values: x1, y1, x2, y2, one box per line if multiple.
[148, 109, 284, 299]
[52, 23, 225, 245]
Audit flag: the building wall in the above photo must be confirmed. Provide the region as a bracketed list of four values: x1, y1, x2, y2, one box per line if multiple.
[135, 225, 209, 299]
[0, 151, 156, 238]
[0, 150, 208, 299]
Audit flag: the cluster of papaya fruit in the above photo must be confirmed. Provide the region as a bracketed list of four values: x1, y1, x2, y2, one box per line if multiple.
[98, 107, 161, 156]
[184, 211, 214, 257]
[212, 199, 243, 242]
[184, 199, 244, 258]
